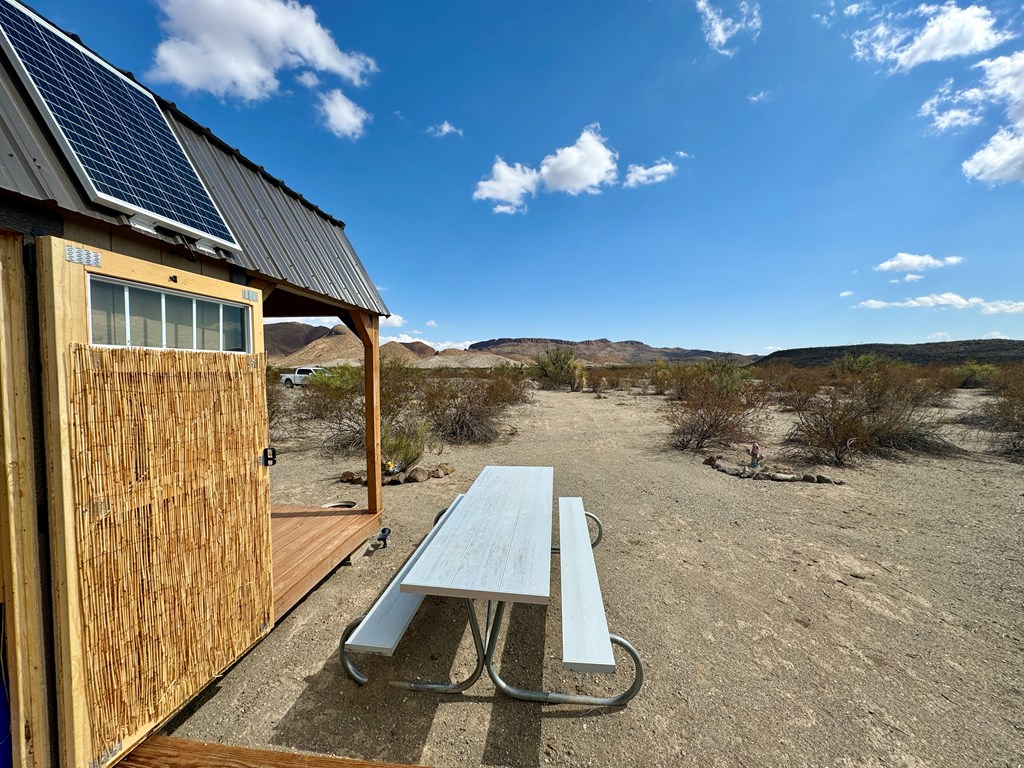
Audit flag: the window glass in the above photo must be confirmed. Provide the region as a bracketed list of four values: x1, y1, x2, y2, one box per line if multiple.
[222, 304, 247, 353]
[197, 300, 221, 351]
[88, 278, 249, 353]
[165, 294, 194, 349]
[90, 280, 126, 345]
[128, 286, 162, 348]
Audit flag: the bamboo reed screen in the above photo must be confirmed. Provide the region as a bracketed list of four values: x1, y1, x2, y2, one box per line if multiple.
[66, 345, 272, 765]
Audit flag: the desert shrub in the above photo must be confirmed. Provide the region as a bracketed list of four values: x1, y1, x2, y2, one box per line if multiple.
[296, 360, 423, 457]
[758, 364, 826, 411]
[955, 360, 999, 389]
[420, 377, 504, 444]
[647, 360, 671, 395]
[833, 353, 883, 377]
[380, 420, 430, 472]
[265, 367, 290, 437]
[787, 388, 870, 466]
[665, 364, 769, 450]
[981, 363, 1024, 459]
[485, 362, 531, 407]
[787, 361, 955, 465]
[533, 347, 585, 391]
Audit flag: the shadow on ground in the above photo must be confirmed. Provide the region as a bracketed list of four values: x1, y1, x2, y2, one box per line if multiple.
[269, 598, 548, 766]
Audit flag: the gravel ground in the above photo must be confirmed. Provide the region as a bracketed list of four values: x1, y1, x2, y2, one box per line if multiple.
[169, 388, 1024, 767]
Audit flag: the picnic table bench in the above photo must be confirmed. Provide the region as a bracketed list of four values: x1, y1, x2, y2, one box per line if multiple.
[341, 466, 644, 706]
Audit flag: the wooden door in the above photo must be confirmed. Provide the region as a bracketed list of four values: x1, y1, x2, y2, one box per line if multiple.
[36, 236, 273, 768]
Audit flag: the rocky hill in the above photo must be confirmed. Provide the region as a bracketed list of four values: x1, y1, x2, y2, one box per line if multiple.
[469, 337, 756, 366]
[755, 339, 1024, 368]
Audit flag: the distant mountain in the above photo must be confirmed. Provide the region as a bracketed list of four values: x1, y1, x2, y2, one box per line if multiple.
[264, 321, 333, 358]
[755, 339, 1024, 368]
[469, 338, 756, 366]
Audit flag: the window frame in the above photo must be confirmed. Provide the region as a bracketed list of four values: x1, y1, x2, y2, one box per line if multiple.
[88, 274, 252, 354]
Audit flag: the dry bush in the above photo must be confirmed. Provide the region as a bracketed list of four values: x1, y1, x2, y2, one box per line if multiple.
[485, 362, 531, 407]
[982, 363, 1024, 459]
[420, 377, 504, 444]
[757, 364, 826, 412]
[296, 360, 423, 457]
[265, 367, 290, 437]
[787, 361, 956, 465]
[665, 363, 769, 450]
[787, 388, 870, 466]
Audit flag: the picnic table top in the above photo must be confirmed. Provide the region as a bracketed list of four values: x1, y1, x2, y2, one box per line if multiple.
[400, 465, 554, 604]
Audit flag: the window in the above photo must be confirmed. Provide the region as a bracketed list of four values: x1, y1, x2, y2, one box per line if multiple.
[88, 277, 251, 353]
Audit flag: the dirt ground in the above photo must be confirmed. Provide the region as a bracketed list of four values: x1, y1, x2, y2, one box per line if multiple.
[169, 388, 1024, 767]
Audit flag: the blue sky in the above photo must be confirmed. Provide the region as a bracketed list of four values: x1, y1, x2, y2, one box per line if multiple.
[26, 0, 1024, 354]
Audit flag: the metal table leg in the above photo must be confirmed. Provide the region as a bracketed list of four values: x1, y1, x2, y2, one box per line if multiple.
[391, 599, 487, 693]
[484, 601, 644, 706]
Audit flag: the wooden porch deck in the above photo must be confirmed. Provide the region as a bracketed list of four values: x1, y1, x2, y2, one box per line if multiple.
[123, 735, 423, 767]
[271, 505, 381, 619]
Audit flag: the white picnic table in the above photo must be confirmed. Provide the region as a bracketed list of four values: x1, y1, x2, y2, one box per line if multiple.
[341, 464, 644, 705]
[400, 465, 553, 604]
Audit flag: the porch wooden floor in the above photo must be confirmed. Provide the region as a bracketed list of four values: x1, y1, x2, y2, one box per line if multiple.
[123, 735, 423, 767]
[271, 505, 381, 619]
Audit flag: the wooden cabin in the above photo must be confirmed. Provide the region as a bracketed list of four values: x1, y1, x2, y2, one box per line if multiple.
[0, 2, 387, 766]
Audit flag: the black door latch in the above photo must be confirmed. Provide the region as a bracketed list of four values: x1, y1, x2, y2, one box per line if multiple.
[262, 446, 277, 467]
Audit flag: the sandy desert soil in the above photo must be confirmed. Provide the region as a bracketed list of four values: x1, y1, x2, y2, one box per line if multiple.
[170, 388, 1024, 767]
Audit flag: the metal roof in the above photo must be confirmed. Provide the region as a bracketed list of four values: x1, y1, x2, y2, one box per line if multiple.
[0, 17, 388, 317]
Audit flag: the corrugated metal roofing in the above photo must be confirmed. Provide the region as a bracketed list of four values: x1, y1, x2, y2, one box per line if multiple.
[0, 15, 388, 317]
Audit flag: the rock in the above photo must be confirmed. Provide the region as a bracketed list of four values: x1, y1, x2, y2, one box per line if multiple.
[430, 467, 445, 479]
[718, 466, 743, 477]
[769, 472, 800, 482]
[702, 455, 718, 466]
[437, 462, 455, 476]
[802, 474, 818, 483]
[407, 467, 431, 483]
[816, 474, 835, 484]
[340, 471, 355, 483]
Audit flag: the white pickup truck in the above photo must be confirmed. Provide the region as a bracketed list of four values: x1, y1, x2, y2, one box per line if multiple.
[280, 366, 326, 388]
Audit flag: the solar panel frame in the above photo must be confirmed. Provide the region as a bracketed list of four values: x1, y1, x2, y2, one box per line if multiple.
[0, 0, 240, 251]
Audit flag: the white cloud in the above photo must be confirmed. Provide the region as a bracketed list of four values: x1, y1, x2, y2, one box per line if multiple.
[928, 331, 952, 341]
[844, 3, 867, 16]
[853, 3, 1013, 72]
[380, 314, 406, 328]
[873, 252, 962, 271]
[763, 345, 781, 352]
[318, 89, 371, 139]
[624, 159, 677, 188]
[149, 0, 376, 100]
[474, 125, 618, 213]
[839, 290, 854, 297]
[427, 120, 463, 138]
[695, 0, 762, 56]
[676, 150, 692, 159]
[905, 273, 924, 282]
[984, 330, 1009, 338]
[919, 79, 987, 131]
[539, 125, 618, 195]
[296, 70, 320, 88]
[426, 320, 438, 328]
[856, 292, 1024, 313]
[473, 157, 541, 214]
[381, 334, 474, 351]
[748, 90, 770, 103]
[964, 125, 1024, 182]
[889, 278, 901, 284]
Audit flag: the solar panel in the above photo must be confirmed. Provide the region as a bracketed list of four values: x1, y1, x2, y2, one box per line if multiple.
[0, 0, 238, 251]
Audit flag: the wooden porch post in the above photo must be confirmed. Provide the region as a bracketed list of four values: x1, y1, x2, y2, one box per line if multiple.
[348, 310, 382, 514]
